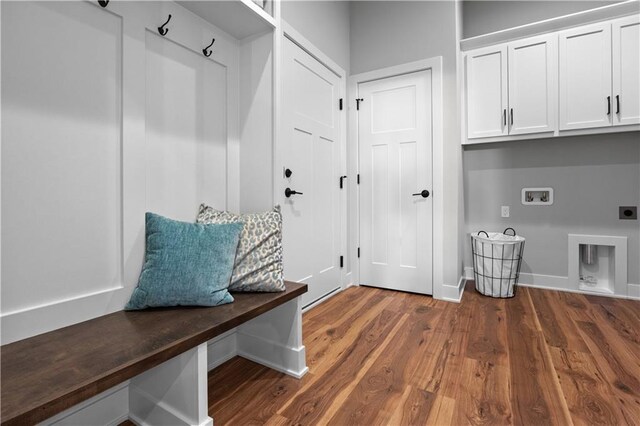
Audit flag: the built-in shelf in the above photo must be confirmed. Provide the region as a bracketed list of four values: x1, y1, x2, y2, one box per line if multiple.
[178, 0, 276, 40]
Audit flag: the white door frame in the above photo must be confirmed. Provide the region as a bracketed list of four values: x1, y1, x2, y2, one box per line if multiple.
[276, 21, 349, 310]
[348, 57, 444, 296]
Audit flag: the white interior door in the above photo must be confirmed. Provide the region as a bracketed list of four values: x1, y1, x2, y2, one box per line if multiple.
[613, 15, 640, 126]
[466, 45, 508, 139]
[508, 34, 556, 135]
[358, 70, 433, 295]
[559, 22, 613, 130]
[281, 37, 342, 307]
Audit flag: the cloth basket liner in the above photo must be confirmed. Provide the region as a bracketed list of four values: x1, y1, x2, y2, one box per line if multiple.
[471, 229, 525, 298]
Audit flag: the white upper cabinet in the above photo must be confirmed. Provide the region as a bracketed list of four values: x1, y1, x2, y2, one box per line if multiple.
[612, 15, 640, 126]
[508, 34, 556, 135]
[464, 12, 639, 144]
[559, 22, 612, 130]
[466, 35, 556, 139]
[466, 45, 508, 139]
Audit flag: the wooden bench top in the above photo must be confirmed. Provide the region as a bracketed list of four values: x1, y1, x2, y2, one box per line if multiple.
[0, 282, 307, 426]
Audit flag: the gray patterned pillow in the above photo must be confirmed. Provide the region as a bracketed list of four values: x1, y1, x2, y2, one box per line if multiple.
[197, 204, 285, 292]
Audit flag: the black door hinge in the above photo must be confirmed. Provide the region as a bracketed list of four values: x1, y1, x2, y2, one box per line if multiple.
[339, 98, 343, 110]
[340, 255, 344, 268]
[357, 247, 360, 258]
[357, 174, 360, 184]
[339, 175, 347, 189]
[356, 98, 364, 110]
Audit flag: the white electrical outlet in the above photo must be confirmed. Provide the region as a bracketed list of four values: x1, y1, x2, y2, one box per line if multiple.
[501, 206, 510, 218]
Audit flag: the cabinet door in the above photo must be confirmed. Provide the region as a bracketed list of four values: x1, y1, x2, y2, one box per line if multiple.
[559, 22, 612, 130]
[612, 15, 640, 126]
[466, 45, 508, 139]
[508, 34, 556, 135]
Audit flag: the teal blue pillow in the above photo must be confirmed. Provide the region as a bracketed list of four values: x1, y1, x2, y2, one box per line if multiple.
[125, 212, 243, 310]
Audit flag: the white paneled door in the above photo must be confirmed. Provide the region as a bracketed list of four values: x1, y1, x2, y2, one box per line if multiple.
[282, 38, 342, 308]
[358, 70, 433, 295]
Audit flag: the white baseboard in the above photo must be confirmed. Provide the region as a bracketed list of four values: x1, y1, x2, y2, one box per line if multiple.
[440, 276, 466, 303]
[43, 382, 129, 426]
[518, 281, 640, 301]
[628, 283, 640, 299]
[465, 266, 639, 300]
[204, 327, 309, 378]
[237, 331, 308, 378]
[302, 285, 343, 313]
[464, 266, 474, 280]
[129, 385, 213, 426]
[518, 272, 569, 289]
[206, 329, 237, 371]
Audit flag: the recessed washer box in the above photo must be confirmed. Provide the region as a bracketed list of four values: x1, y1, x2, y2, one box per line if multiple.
[522, 187, 553, 205]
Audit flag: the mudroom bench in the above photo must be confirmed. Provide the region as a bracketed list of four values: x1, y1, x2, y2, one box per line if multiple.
[1, 282, 308, 426]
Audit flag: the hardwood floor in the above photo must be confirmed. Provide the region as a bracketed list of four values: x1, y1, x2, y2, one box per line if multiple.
[207, 282, 640, 425]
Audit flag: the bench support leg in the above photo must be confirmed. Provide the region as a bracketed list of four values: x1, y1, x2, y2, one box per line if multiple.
[129, 343, 213, 426]
[236, 296, 308, 378]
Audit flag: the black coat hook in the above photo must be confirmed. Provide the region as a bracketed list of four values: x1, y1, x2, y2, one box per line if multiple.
[203, 38, 215, 57]
[158, 14, 171, 36]
[98, 0, 109, 7]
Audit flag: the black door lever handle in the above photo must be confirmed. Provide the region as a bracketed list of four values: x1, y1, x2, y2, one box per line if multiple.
[285, 188, 303, 198]
[412, 190, 430, 198]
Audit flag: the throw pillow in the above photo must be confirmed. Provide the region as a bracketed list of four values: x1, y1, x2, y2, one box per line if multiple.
[197, 205, 285, 292]
[125, 212, 243, 310]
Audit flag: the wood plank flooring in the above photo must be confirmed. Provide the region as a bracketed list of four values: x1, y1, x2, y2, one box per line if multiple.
[207, 282, 640, 425]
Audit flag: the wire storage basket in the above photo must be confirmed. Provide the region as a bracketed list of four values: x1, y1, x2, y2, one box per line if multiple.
[471, 228, 525, 298]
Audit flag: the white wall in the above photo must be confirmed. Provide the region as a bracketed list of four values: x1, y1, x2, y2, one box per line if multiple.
[463, 134, 640, 286]
[281, 0, 350, 72]
[462, 0, 623, 38]
[350, 1, 465, 292]
[350, 1, 456, 75]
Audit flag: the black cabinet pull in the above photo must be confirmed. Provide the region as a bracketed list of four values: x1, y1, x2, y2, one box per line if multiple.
[616, 95, 620, 114]
[503, 109, 506, 126]
[285, 188, 303, 198]
[412, 190, 430, 198]
[607, 96, 611, 115]
[510, 108, 513, 126]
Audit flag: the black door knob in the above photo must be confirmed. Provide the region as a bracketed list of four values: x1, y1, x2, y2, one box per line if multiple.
[284, 168, 293, 178]
[285, 188, 303, 198]
[412, 190, 430, 198]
